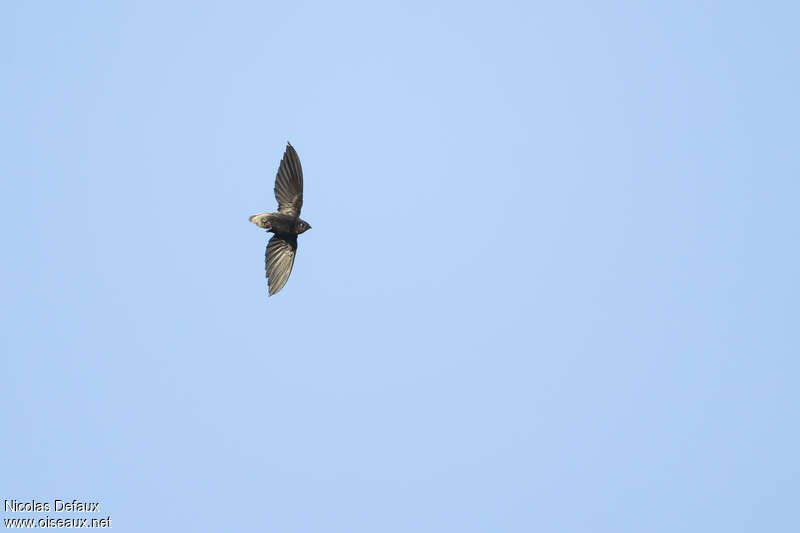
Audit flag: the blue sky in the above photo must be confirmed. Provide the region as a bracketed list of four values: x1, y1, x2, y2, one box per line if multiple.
[2, 1, 798, 531]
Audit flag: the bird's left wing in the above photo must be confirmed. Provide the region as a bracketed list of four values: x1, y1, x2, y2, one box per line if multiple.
[274, 143, 304, 217]
[265, 233, 298, 296]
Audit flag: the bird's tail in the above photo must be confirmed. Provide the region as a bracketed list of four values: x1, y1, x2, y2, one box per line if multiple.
[249, 213, 272, 229]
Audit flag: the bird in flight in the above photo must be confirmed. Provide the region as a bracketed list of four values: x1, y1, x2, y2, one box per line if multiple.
[249, 142, 311, 296]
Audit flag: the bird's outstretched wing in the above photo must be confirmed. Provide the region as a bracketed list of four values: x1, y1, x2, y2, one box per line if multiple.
[274, 143, 303, 217]
[265, 233, 298, 296]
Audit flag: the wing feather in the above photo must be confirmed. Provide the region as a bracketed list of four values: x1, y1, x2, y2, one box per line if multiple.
[265, 233, 298, 296]
[274, 143, 304, 217]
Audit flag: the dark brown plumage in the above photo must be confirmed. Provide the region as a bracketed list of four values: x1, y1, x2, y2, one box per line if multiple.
[249, 143, 311, 296]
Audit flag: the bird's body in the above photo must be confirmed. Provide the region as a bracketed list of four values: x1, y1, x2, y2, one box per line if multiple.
[249, 143, 310, 296]
[249, 212, 311, 235]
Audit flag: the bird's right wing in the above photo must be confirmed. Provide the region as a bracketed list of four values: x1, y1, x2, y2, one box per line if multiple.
[265, 233, 298, 296]
[274, 143, 304, 217]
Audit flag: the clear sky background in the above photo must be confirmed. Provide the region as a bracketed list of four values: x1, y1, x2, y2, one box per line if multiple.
[2, 1, 798, 531]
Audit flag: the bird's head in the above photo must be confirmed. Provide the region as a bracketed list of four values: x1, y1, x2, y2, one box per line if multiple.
[296, 219, 311, 234]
